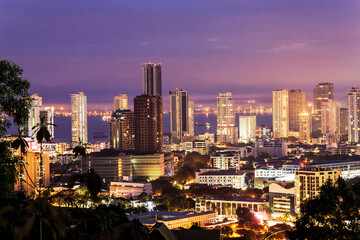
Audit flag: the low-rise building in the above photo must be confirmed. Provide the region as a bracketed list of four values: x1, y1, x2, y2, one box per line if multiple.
[269, 182, 295, 217]
[195, 169, 246, 189]
[196, 197, 268, 220]
[255, 164, 299, 181]
[109, 181, 145, 198]
[128, 211, 217, 229]
[211, 152, 242, 170]
[252, 139, 287, 158]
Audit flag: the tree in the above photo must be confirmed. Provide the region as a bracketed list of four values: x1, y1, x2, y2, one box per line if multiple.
[236, 207, 258, 225]
[0, 60, 31, 204]
[221, 225, 233, 237]
[287, 178, 360, 240]
[137, 192, 149, 202]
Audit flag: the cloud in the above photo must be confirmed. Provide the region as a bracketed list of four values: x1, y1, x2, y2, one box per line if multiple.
[140, 42, 150, 45]
[268, 42, 311, 52]
[208, 38, 219, 42]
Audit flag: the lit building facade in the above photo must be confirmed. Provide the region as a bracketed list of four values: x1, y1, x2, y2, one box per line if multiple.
[131, 153, 164, 180]
[272, 89, 289, 138]
[14, 152, 50, 195]
[295, 169, 341, 213]
[288, 89, 307, 132]
[195, 169, 246, 189]
[320, 99, 340, 143]
[299, 112, 312, 143]
[347, 87, 360, 143]
[238, 115, 256, 143]
[114, 94, 128, 111]
[217, 92, 238, 144]
[313, 83, 334, 132]
[24, 94, 42, 137]
[71, 92, 88, 147]
[109, 109, 135, 150]
[188, 101, 194, 137]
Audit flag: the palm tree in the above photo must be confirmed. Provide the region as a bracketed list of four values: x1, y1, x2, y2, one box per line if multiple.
[12, 128, 31, 192]
[32, 116, 56, 191]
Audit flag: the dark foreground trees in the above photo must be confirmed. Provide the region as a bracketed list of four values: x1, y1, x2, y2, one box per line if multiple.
[287, 178, 360, 240]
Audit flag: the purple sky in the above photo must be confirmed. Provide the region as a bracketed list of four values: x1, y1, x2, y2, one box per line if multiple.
[1, 1, 360, 110]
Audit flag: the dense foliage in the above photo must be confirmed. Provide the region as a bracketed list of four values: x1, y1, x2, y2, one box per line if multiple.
[287, 178, 360, 240]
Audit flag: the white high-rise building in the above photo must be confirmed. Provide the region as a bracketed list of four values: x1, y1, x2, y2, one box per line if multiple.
[217, 92, 238, 144]
[71, 92, 88, 147]
[272, 89, 289, 138]
[25, 94, 42, 137]
[40, 107, 55, 139]
[114, 94, 128, 111]
[239, 116, 256, 142]
[188, 101, 194, 137]
[347, 87, 360, 143]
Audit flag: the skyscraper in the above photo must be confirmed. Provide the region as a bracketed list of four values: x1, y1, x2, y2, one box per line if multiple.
[188, 101, 194, 137]
[299, 112, 312, 143]
[40, 107, 55, 139]
[239, 116, 256, 143]
[272, 89, 289, 138]
[142, 63, 162, 97]
[114, 94, 128, 111]
[313, 83, 334, 132]
[71, 92, 88, 147]
[320, 99, 340, 143]
[340, 108, 348, 137]
[109, 109, 135, 150]
[347, 87, 360, 143]
[25, 94, 42, 137]
[170, 89, 188, 143]
[134, 95, 162, 153]
[217, 92, 238, 144]
[288, 89, 307, 132]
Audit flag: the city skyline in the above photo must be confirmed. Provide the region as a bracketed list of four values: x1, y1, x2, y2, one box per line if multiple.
[1, 1, 359, 109]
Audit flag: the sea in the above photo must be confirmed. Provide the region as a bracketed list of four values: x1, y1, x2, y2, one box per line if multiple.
[7, 113, 272, 144]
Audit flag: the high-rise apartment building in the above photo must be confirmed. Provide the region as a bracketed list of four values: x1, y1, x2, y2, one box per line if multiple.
[142, 63, 162, 97]
[71, 92, 88, 147]
[14, 152, 50, 195]
[40, 107, 55, 139]
[347, 87, 360, 143]
[272, 89, 289, 138]
[170, 89, 189, 143]
[109, 109, 135, 150]
[313, 83, 334, 132]
[239, 116, 256, 142]
[114, 94, 128, 111]
[217, 92, 238, 144]
[340, 108, 348, 137]
[134, 95, 163, 153]
[295, 169, 341, 213]
[299, 112, 311, 143]
[25, 94, 42, 137]
[188, 101, 194, 137]
[288, 89, 307, 132]
[320, 99, 340, 143]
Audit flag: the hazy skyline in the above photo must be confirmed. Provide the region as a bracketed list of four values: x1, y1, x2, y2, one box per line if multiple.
[1, 0, 360, 110]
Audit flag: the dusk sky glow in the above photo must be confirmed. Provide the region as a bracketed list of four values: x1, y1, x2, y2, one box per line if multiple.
[1, 0, 360, 110]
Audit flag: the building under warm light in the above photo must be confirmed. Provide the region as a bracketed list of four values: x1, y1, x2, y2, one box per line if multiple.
[295, 168, 341, 213]
[217, 92, 238, 144]
[299, 111, 312, 143]
[347, 87, 360, 143]
[109, 109, 135, 150]
[272, 89, 289, 138]
[238, 115, 256, 143]
[71, 92, 88, 147]
[288, 89, 307, 132]
[313, 83, 334, 132]
[14, 152, 50, 195]
[113, 94, 128, 111]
